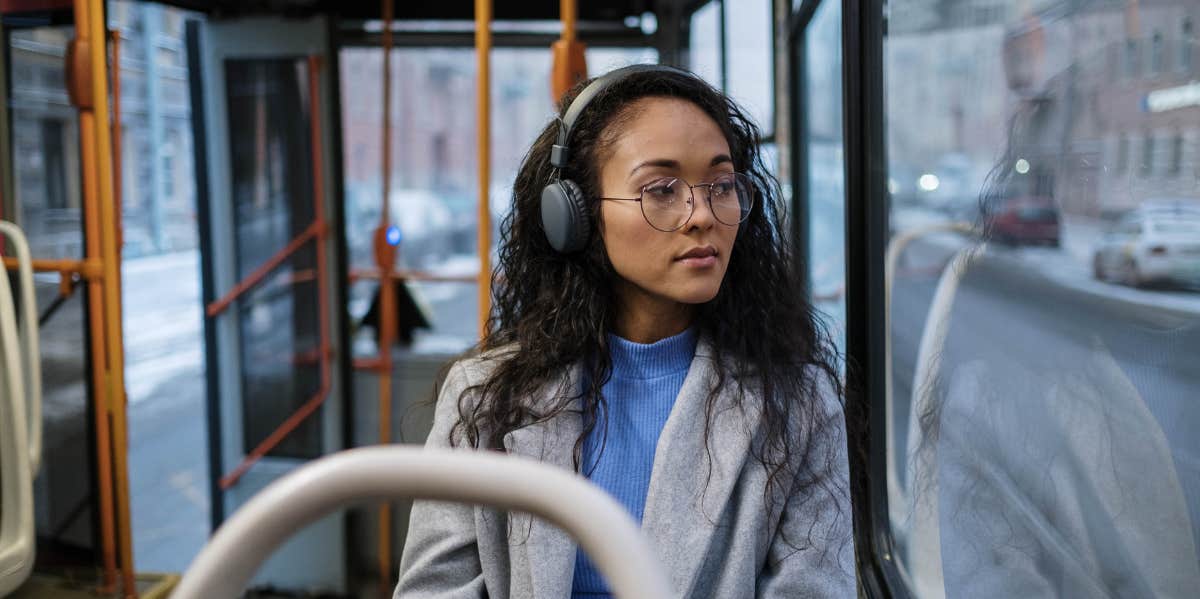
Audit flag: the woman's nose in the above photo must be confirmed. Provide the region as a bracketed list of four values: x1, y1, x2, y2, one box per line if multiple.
[686, 189, 717, 231]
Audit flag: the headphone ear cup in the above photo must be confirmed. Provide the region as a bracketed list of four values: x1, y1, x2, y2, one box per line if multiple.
[540, 179, 591, 253]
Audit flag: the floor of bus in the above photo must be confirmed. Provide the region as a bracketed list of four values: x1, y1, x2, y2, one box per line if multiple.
[12, 571, 357, 598]
[10, 572, 178, 599]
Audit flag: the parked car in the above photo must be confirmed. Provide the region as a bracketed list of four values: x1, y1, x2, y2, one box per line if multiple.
[983, 195, 1061, 246]
[1092, 209, 1200, 288]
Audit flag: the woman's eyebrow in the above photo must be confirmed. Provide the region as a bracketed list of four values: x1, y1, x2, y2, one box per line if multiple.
[628, 159, 679, 179]
[628, 154, 734, 179]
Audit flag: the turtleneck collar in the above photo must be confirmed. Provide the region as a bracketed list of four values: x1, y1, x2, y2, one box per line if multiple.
[606, 327, 698, 381]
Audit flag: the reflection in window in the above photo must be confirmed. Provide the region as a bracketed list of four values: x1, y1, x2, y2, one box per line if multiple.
[884, 1, 1200, 598]
[1125, 38, 1140, 78]
[1141, 134, 1155, 178]
[1170, 134, 1183, 176]
[1183, 18, 1194, 73]
[1116, 135, 1128, 172]
[1152, 31, 1164, 74]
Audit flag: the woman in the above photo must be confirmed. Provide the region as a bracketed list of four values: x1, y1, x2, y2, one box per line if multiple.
[396, 65, 854, 598]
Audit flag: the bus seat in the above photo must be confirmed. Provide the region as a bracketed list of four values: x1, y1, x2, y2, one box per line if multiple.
[0, 220, 41, 596]
[174, 447, 671, 599]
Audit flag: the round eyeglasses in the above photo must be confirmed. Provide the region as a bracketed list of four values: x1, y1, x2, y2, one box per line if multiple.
[599, 172, 754, 232]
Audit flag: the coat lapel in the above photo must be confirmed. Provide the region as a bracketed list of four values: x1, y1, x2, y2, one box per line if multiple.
[641, 337, 758, 598]
[503, 363, 583, 599]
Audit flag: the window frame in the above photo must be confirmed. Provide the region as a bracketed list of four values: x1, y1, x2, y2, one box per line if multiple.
[789, 0, 905, 597]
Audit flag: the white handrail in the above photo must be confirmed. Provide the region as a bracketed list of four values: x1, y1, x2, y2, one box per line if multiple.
[883, 221, 973, 532]
[173, 447, 672, 599]
[0, 221, 36, 596]
[0, 221, 41, 473]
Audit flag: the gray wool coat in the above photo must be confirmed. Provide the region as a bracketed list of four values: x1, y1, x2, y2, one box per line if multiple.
[395, 337, 856, 599]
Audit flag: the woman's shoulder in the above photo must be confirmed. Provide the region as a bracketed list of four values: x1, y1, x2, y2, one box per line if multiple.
[440, 342, 520, 390]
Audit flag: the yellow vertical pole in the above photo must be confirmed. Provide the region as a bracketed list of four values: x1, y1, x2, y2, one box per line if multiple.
[85, 0, 135, 595]
[69, 0, 118, 591]
[376, 1, 397, 594]
[476, 0, 492, 339]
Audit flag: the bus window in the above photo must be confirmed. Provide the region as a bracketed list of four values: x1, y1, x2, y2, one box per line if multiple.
[802, 0, 845, 349]
[883, 1, 1200, 597]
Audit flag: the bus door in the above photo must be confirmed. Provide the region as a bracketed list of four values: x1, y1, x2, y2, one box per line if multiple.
[187, 15, 347, 593]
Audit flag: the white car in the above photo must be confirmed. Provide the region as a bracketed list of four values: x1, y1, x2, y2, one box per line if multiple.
[1092, 209, 1200, 287]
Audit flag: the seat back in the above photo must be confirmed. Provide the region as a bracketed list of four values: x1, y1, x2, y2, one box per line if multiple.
[174, 447, 672, 599]
[0, 220, 40, 596]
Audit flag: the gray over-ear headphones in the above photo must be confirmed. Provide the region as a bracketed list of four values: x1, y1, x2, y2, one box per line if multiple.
[540, 64, 693, 253]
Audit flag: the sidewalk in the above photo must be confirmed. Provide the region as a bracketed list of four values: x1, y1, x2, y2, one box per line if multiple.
[122, 251, 204, 405]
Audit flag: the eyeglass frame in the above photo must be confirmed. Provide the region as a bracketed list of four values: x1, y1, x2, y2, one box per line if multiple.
[597, 172, 755, 232]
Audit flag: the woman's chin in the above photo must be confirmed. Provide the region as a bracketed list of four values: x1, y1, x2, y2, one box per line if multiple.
[667, 282, 723, 305]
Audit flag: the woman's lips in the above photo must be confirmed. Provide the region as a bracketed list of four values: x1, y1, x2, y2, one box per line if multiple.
[676, 255, 718, 267]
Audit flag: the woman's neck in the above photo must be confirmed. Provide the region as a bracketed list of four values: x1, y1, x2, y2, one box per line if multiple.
[613, 282, 694, 343]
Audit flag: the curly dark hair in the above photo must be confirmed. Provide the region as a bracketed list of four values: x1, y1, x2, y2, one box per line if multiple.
[450, 66, 845, 518]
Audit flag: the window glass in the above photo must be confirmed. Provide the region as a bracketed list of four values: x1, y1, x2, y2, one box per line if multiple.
[724, 0, 773, 135]
[885, 3, 1200, 598]
[7, 23, 101, 570]
[339, 47, 658, 355]
[688, 1, 721, 88]
[225, 58, 323, 459]
[586, 47, 658, 73]
[804, 0, 845, 345]
[1182, 18, 1194, 72]
[1152, 30, 1164, 73]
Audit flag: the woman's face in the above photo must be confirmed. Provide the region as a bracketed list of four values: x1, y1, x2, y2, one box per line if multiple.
[597, 96, 739, 316]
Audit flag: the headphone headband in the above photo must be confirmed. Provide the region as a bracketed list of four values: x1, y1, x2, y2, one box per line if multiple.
[541, 63, 697, 253]
[549, 63, 692, 169]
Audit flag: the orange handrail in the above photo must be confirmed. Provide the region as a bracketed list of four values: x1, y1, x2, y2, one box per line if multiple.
[87, 0, 135, 593]
[110, 30, 124, 256]
[204, 222, 322, 317]
[476, 0, 492, 340]
[3, 256, 103, 278]
[68, 0, 120, 592]
[348, 267, 476, 283]
[377, 0, 398, 590]
[551, 0, 587, 101]
[217, 56, 332, 490]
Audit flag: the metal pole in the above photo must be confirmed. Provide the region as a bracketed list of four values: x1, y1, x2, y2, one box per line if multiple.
[85, 0, 136, 593]
[69, 0, 118, 590]
[376, 0, 397, 591]
[476, 0, 492, 339]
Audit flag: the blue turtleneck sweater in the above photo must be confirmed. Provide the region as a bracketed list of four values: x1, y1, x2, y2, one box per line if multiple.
[570, 327, 698, 598]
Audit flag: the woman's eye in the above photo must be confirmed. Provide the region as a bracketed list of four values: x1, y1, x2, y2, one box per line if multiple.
[711, 181, 734, 196]
[645, 181, 677, 198]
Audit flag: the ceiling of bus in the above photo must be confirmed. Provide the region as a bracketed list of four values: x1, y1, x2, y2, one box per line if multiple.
[159, 0, 656, 22]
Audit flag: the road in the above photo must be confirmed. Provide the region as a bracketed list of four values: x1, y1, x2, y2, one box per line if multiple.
[888, 232, 1200, 559]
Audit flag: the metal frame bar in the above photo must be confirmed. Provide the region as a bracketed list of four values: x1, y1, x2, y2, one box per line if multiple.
[68, 0, 126, 591]
[203, 222, 321, 318]
[338, 29, 650, 49]
[184, 15, 225, 531]
[840, 0, 908, 597]
[786, 0, 811, 295]
[717, 0, 726, 90]
[323, 15, 356, 587]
